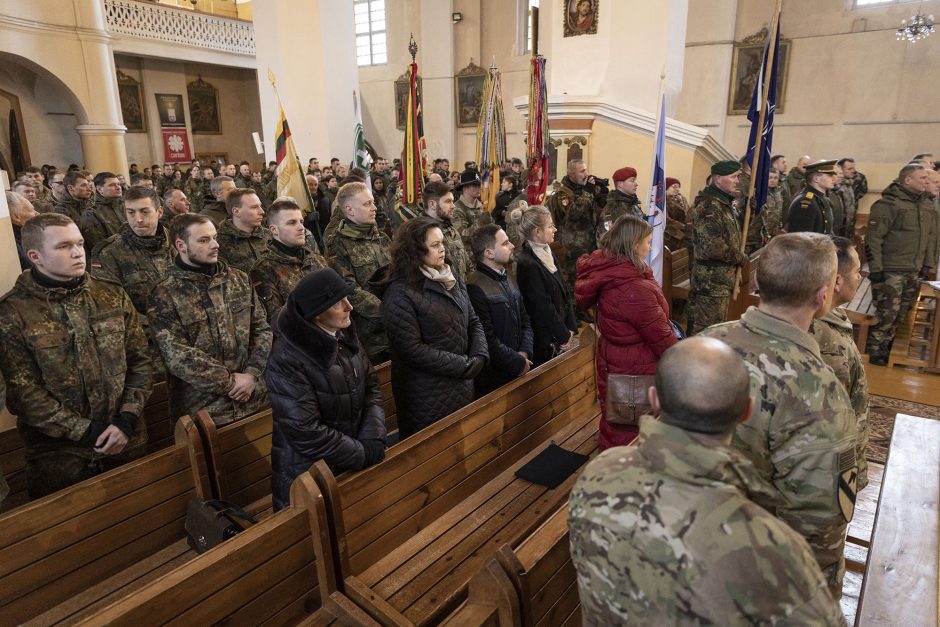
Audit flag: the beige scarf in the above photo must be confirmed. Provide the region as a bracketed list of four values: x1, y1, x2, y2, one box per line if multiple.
[529, 241, 557, 273]
[421, 264, 457, 290]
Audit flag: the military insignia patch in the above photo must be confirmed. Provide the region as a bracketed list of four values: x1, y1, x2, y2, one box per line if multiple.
[837, 448, 857, 522]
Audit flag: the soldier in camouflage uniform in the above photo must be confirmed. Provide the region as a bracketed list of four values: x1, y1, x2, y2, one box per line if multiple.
[547, 159, 599, 293]
[810, 236, 870, 490]
[199, 175, 235, 227]
[701, 233, 858, 597]
[597, 166, 643, 241]
[161, 188, 191, 234]
[80, 172, 126, 253]
[787, 160, 837, 234]
[250, 198, 326, 321]
[53, 170, 94, 224]
[865, 163, 936, 364]
[328, 182, 392, 362]
[569, 337, 845, 625]
[217, 188, 268, 272]
[786, 154, 811, 198]
[92, 186, 174, 382]
[423, 180, 470, 281]
[452, 170, 492, 251]
[743, 168, 786, 254]
[687, 160, 748, 335]
[664, 177, 690, 252]
[840, 157, 868, 204]
[0, 214, 152, 498]
[771, 154, 790, 207]
[828, 164, 847, 237]
[149, 214, 272, 427]
[183, 167, 205, 213]
[834, 161, 858, 238]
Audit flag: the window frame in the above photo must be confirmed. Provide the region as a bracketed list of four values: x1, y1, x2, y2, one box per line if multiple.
[354, 0, 387, 67]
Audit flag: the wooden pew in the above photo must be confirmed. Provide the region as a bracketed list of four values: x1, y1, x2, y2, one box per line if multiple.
[726, 252, 761, 322]
[663, 246, 690, 309]
[0, 381, 170, 514]
[74, 472, 335, 627]
[856, 414, 940, 626]
[196, 361, 394, 518]
[0, 415, 211, 625]
[309, 329, 601, 625]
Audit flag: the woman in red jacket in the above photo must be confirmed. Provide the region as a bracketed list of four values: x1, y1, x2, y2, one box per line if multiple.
[575, 215, 678, 449]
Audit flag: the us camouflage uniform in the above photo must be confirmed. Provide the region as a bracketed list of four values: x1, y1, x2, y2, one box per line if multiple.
[787, 189, 834, 235]
[80, 195, 125, 254]
[844, 171, 868, 203]
[569, 417, 846, 626]
[700, 307, 858, 596]
[199, 200, 229, 227]
[597, 189, 642, 240]
[665, 192, 690, 252]
[452, 196, 492, 251]
[0, 271, 152, 498]
[811, 308, 870, 490]
[216, 219, 269, 273]
[329, 219, 392, 362]
[427, 214, 470, 282]
[249, 240, 326, 321]
[547, 176, 598, 290]
[687, 185, 747, 335]
[53, 193, 93, 225]
[148, 260, 272, 426]
[834, 182, 857, 238]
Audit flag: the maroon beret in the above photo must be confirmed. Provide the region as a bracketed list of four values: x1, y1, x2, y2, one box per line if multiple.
[613, 167, 637, 182]
[666, 177, 680, 188]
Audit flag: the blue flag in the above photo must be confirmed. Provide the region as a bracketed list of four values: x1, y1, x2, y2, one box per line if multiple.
[647, 91, 667, 285]
[744, 24, 781, 215]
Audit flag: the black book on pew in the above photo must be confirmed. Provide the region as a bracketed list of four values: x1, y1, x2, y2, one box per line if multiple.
[515, 443, 589, 489]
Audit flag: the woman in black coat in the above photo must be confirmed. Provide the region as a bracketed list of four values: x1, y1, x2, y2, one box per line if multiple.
[266, 268, 387, 511]
[380, 217, 488, 438]
[511, 204, 578, 366]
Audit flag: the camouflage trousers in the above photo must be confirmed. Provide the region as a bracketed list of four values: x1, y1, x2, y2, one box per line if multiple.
[868, 271, 920, 359]
[687, 263, 736, 336]
[26, 442, 147, 499]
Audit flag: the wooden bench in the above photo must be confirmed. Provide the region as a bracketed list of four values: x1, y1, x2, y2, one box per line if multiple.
[663, 246, 690, 308]
[308, 329, 601, 625]
[0, 381, 170, 514]
[196, 361, 395, 518]
[856, 414, 940, 626]
[0, 415, 211, 625]
[74, 472, 335, 626]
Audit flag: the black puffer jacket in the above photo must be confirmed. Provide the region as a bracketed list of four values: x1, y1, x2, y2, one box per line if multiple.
[267, 302, 386, 510]
[380, 276, 488, 438]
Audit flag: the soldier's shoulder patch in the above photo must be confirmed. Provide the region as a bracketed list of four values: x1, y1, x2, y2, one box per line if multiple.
[804, 191, 814, 199]
[837, 447, 858, 523]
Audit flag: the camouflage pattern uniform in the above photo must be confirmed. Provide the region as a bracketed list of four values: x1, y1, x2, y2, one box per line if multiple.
[834, 182, 857, 238]
[787, 189, 834, 234]
[686, 185, 747, 335]
[148, 260, 272, 426]
[427, 214, 470, 282]
[743, 188, 784, 254]
[828, 189, 845, 237]
[811, 308, 870, 490]
[216, 219, 269, 273]
[249, 239, 326, 321]
[844, 171, 868, 203]
[786, 166, 806, 198]
[665, 192, 690, 252]
[700, 307, 858, 596]
[569, 417, 846, 626]
[597, 189, 642, 240]
[329, 219, 392, 361]
[184, 178, 207, 213]
[547, 175, 598, 290]
[80, 195, 125, 254]
[199, 199, 229, 227]
[452, 196, 492, 251]
[865, 181, 937, 360]
[0, 271, 152, 498]
[53, 193, 93, 225]
[322, 203, 346, 253]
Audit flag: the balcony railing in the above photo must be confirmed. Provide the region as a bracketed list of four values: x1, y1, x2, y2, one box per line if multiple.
[104, 0, 255, 56]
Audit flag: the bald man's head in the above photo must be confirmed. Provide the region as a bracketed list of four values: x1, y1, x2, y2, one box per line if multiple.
[654, 337, 751, 435]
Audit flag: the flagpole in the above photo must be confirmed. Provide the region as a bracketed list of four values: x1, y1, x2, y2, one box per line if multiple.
[734, 0, 782, 299]
[647, 67, 666, 219]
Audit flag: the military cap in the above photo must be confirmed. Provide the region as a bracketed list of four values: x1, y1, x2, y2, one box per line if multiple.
[805, 159, 838, 175]
[711, 160, 741, 176]
[613, 166, 638, 182]
[666, 177, 680, 188]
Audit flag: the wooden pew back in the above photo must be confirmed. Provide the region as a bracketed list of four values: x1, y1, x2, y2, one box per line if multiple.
[663, 247, 690, 308]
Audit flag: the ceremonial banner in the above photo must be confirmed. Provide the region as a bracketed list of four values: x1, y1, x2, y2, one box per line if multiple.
[475, 63, 507, 212]
[401, 61, 428, 207]
[353, 90, 373, 183]
[743, 19, 782, 214]
[161, 127, 192, 163]
[646, 90, 667, 285]
[274, 106, 312, 214]
[526, 56, 549, 205]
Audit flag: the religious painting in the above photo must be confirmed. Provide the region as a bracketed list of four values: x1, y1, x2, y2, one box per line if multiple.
[117, 70, 145, 133]
[394, 72, 423, 130]
[564, 0, 598, 37]
[728, 28, 791, 115]
[187, 77, 221, 134]
[155, 93, 186, 127]
[454, 61, 486, 128]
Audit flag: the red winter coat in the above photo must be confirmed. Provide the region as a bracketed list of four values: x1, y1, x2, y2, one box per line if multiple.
[575, 250, 678, 450]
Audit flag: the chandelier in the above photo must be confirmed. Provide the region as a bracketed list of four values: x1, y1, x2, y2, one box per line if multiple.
[896, 12, 935, 43]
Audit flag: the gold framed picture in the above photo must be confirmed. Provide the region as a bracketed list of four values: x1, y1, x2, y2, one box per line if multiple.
[563, 0, 598, 37]
[187, 77, 222, 134]
[394, 71, 423, 131]
[454, 61, 486, 128]
[117, 70, 146, 133]
[728, 28, 791, 115]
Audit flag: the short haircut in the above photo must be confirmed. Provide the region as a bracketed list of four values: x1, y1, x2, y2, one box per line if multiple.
[567, 159, 585, 177]
[756, 232, 837, 308]
[63, 170, 88, 188]
[225, 188, 259, 213]
[655, 337, 751, 435]
[600, 215, 653, 271]
[266, 198, 302, 223]
[12, 180, 31, 191]
[837, 157, 855, 167]
[913, 153, 933, 160]
[899, 163, 926, 181]
[771, 154, 785, 163]
[239, 160, 250, 166]
[830, 235, 857, 275]
[24, 166, 41, 174]
[130, 173, 151, 185]
[21, 212, 75, 253]
[336, 181, 368, 213]
[503, 174, 518, 187]
[124, 185, 160, 209]
[470, 223, 502, 262]
[423, 180, 452, 206]
[511, 158, 523, 166]
[210, 175, 234, 197]
[169, 213, 210, 245]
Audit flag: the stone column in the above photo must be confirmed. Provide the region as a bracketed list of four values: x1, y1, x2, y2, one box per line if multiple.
[77, 125, 129, 175]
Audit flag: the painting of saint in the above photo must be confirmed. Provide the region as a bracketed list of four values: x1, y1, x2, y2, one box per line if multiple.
[564, 0, 598, 37]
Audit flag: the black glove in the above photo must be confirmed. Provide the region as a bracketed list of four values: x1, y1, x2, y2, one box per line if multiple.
[869, 271, 885, 283]
[463, 356, 485, 379]
[79, 420, 108, 447]
[111, 411, 139, 437]
[919, 266, 933, 279]
[360, 439, 386, 466]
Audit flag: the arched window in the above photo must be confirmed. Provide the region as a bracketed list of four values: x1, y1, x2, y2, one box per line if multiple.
[355, 0, 387, 66]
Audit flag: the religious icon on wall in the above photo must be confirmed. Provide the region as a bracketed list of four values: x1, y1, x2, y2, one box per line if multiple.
[117, 70, 146, 133]
[564, 0, 598, 37]
[155, 93, 186, 128]
[454, 61, 486, 128]
[394, 72, 423, 131]
[728, 27, 791, 115]
[187, 77, 222, 134]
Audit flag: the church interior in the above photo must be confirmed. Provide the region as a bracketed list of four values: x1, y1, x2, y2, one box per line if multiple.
[0, 0, 938, 624]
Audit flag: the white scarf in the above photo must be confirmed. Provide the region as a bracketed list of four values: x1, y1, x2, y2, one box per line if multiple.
[421, 264, 457, 290]
[529, 241, 557, 273]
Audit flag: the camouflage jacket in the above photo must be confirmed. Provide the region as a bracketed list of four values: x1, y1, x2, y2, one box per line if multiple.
[452, 196, 492, 249]
[53, 193, 93, 224]
[828, 189, 845, 237]
[834, 183, 857, 237]
[217, 219, 269, 273]
[92, 226, 173, 316]
[689, 185, 746, 289]
[184, 179, 208, 213]
[598, 190, 642, 238]
[148, 260, 272, 426]
[0, 271, 152, 456]
[549, 176, 598, 254]
[569, 417, 846, 626]
[199, 200, 229, 227]
[700, 307, 858, 594]
[250, 240, 326, 321]
[80, 195, 126, 254]
[844, 171, 868, 202]
[811, 308, 870, 490]
[866, 181, 937, 273]
[323, 203, 345, 254]
[427, 214, 470, 282]
[786, 166, 806, 198]
[744, 188, 784, 254]
[329, 219, 392, 359]
[665, 193, 690, 251]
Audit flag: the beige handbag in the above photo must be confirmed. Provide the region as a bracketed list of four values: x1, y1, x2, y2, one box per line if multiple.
[605, 373, 656, 426]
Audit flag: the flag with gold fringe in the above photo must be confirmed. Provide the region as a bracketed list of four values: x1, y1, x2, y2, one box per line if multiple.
[475, 61, 507, 212]
[526, 55, 549, 205]
[400, 42, 428, 217]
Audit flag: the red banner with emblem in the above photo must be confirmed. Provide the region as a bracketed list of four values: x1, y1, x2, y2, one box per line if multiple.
[161, 127, 192, 163]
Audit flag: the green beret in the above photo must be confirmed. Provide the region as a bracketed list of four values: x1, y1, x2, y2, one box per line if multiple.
[711, 160, 741, 176]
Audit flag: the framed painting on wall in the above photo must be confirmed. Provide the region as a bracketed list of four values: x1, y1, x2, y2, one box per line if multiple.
[117, 70, 146, 133]
[454, 61, 486, 128]
[394, 72, 423, 131]
[187, 77, 222, 134]
[563, 0, 598, 37]
[728, 28, 791, 115]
